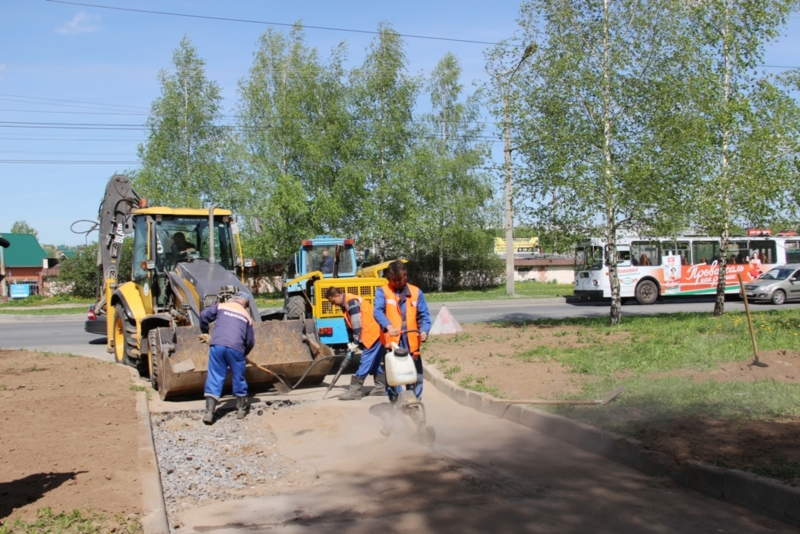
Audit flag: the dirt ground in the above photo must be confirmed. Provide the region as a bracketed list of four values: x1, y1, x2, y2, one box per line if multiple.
[0, 349, 142, 528]
[425, 323, 800, 485]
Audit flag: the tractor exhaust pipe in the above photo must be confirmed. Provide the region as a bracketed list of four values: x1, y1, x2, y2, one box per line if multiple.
[208, 203, 217, 264]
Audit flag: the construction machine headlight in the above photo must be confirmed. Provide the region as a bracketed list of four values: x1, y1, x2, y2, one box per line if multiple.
[203, 295, 218, 308]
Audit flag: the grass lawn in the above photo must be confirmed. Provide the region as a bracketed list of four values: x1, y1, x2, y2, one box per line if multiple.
[255, 281, 573, 308]
[0, 307, 87, 315]
[430, 309, 800, 483]
[424, 281, 573, 302]
[0, 295, 92, 308]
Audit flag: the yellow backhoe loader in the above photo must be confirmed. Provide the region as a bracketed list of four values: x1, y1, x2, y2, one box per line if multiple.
[85, 174, 333, 400]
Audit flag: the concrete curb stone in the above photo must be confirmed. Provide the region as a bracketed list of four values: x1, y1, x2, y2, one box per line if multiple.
[128, 366, 169, 534]
[423, 363, 800, 528]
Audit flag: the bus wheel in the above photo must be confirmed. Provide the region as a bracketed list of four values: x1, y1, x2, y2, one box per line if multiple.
[635, 280, 658, 305]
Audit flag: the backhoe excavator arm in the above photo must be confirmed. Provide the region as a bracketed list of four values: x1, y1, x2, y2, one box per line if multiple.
[94, 174, 139, 316]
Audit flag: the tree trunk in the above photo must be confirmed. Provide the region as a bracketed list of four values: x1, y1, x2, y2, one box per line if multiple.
[438, 245, 444, 293]
[714, 4, 733, 318]
[713, 226, 729, 316]
[603, 0, 621, 326]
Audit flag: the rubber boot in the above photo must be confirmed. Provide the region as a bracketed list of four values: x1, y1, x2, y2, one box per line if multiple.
[202, 396, 217, 425]
[338, 375, 365, 401]
[236, 396, 248, 420]
[368, 372, 388, 396]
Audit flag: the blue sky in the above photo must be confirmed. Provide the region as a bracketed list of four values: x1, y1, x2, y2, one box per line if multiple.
[1, 1, 799, 246]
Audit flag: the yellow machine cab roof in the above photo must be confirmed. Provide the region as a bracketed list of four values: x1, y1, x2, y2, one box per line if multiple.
[133, 207, 233, 217]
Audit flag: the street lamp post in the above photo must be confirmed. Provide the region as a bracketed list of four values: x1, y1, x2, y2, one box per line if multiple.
[501, 44, 535, 296]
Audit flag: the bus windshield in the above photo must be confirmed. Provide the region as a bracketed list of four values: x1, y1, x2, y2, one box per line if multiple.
[575, 246, 603, 271]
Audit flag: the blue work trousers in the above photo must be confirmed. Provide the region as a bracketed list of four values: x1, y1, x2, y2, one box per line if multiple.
[204, 345, 248, 399]
[354, 341, 383, 379]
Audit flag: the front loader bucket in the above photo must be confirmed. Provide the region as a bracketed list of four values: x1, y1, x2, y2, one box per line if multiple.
[152, 319, 334, 400]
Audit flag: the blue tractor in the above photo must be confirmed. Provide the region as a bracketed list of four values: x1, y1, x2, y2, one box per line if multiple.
[283, 235, 391, 355]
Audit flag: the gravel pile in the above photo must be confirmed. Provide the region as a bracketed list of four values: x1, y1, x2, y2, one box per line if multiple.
[151, 400, 302, 526]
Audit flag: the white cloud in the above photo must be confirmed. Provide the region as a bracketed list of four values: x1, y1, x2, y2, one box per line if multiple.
[56, 12, 100, 35]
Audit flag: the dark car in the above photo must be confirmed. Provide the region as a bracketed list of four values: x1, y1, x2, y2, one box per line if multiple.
[84, 305, 107, 336]
[743, 264, 800, 305]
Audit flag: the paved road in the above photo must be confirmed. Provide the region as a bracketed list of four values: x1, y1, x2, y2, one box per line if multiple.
[0, 315, 111, 361]
[429, 296, 800, 323]
[166, 383, 797, 533]
[2, 297, 798, 360]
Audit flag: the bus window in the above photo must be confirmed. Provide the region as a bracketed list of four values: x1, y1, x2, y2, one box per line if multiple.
[692, 241, 719, 264]
[631, 241, 659, 266]
[728, 240, 749, 264]
[787, 241, 800, 263]
[663, 241, 690, 265]
[749, 240, 777, 264]
[617, 250, 631, 265]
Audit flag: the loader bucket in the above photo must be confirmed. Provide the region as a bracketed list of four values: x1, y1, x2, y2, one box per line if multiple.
[151, 319, 335, 400]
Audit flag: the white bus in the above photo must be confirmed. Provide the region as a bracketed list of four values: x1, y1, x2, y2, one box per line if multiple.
[574, 235, 800, 304]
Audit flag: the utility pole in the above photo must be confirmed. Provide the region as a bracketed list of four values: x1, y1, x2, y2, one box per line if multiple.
[503, 95, 515, 296]
[0, 235, 8, 300]
[500, 43, 535, 296]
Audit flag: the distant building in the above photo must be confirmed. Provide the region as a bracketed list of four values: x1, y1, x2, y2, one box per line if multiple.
[0, 233, 49, 297]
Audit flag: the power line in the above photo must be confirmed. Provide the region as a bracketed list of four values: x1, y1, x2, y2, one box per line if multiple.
[0, 109, 148, 116]
[0, 94, 148, 111]
[46, 0, 511, 47]
[0, 160, 140, 164]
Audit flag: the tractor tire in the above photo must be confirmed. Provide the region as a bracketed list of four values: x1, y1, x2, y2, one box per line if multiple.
[113, 304, 137, 367]
[286, 295, 306, 319]
[771, 289, 787, 306]
[635, 280, 658, 305]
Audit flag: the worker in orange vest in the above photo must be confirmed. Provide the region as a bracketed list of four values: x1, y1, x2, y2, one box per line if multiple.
[374, 260, 432, 401]
[325, 286, 386, 400]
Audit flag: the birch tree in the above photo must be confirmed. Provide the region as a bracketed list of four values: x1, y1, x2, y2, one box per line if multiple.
[237, 25, 355, 264]
[682, 0, 799, 316]
[135, 36, 233, 208]
[348, 24, 420, 260]
[412, 53, 494, 292]
[512, 0, 696, 324]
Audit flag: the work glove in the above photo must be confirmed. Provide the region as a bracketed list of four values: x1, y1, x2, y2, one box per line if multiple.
[347, 342, 359, 353]
[199, 333, 210, 344]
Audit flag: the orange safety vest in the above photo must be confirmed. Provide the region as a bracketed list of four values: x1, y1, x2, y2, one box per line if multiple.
[342, 293, 381, 348]
[380, 284, 421, 356]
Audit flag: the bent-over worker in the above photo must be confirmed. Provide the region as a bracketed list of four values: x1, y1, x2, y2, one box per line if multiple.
[200, 292, 255, 424]
[326, 287, 386, 400]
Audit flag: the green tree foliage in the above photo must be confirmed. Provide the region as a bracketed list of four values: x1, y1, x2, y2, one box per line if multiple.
[411, 53, 496, 292]
[237, 25, 357, 265]
[10, 220, 38, 239]
[348, 24, 421, 260]
[134, 36, 241, 210]
[510, 0, 699, 324]
[680, 0, 799, 315]
[57, 239, 133, 298]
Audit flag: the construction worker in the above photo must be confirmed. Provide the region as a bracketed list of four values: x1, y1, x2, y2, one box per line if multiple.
[374, 260, 431, 400]
[199, 292, 255, 424]
[320, 250, 334, 274]
[326, 287, 387, 400]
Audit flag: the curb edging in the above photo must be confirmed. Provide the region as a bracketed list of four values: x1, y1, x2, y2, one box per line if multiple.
[424, 364, 800, 528]
[133, 387, 170, 534]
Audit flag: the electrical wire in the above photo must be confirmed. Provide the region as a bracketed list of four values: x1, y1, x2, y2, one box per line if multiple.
[46, 0, 513, 47]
